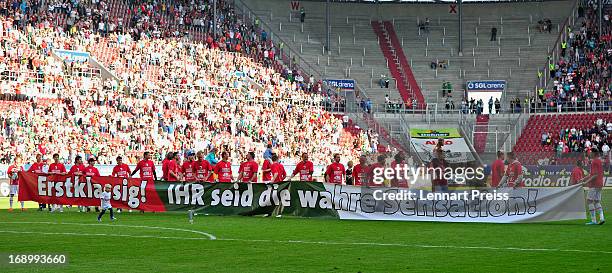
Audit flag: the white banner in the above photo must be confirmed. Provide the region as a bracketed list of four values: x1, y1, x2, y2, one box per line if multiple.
[322, 184, 586, 223]
[411, 138, 475, 163]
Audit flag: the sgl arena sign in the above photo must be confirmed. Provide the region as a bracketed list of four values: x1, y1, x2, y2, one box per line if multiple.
[466, 80, 506, 92]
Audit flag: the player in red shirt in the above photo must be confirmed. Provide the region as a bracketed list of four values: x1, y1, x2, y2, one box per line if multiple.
[68, 156, 86, 176]
[325, 153, 346, 185]
[237, 152, 258, 182]
[585, 151, 605, 225]
[162, 152, 173, 181]
[570, 159, 585, 185]
[182, 152, 197, 182]
[28, 154, 44, 174]
[500, 152, 523, 188]
[367, 154, 387, 187]
[48, 153, 67, 212]
[195, 151, 213, 182]
[83, 158, 101, 212]
[391, 152, 409, 188]
[111, 155, 131, 213]
[288, 152, 314, 182]
[270, 154, 286, 183]
[429, 149, 448, 192]
[48, 153, 67, 175]
[67, 156, 87, 211]
[214, 151, 233, 183]
[165, 153, 180, 182]
[84, 158, 101, 177]
[27, 154, 49, 211]
[261, 155, 273, 183]
[352, 155, 368, 186]
[131, 152, 157, 181]
[112, 156, 131, 178]
[490, 151, 505, 187]
[7, 156, 25, 211]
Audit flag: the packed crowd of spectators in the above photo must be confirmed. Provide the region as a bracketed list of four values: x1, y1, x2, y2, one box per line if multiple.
[548, 118, 612, 157]
[0, 0, 374, 166]
[538, 118, 612, 160]
[539, 3, 612, 112]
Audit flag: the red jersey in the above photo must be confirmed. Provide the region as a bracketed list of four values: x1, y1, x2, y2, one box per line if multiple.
[505, 160, 523, 187]
[135, 160, 155, 180]
[28, 162, 44, 173]
[589, 158, 604, 188]
[83, 166, 100, 177]
[162, 159, 169, 180]
[182, 161, 196, 182]
[293, 160, 314, 181]
[68, 164, 86, 176]
[262, 159, 273, 182]
[48, 163, 67, 174]
[428, 158, 448, 187]
[491, 159, 505, 187]
[367, 163, 384, 186]
[391, 161, 409, 188]
[112, 164, 131, 178]
[271, 162, 287, 183]
[325, 162, 346, 184]
[7, 165, 23, 185]
[166, 160, 179, 182]
[214, 161, 233, 182]
[570, 167, 585, 185]
[352, 164, 367, 186]
[239, 160, 259, 182]
[194, 160, 212, 182]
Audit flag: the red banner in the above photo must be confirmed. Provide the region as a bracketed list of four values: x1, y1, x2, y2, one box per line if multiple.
[18, 172, 167, 212]
[290, 1, 300, 11]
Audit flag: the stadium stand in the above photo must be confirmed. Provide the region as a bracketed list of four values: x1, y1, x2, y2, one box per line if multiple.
[514, 112, 612, 165]
[535, 3, 612, 112]
[0, 0, 380, 166]
[512, 1, 612, 166]
[241, 0, 573, 111]
[1, 0, 611, 173]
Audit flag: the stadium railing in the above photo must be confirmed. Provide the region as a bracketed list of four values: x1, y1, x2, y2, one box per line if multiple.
[526, 100, 612, 113]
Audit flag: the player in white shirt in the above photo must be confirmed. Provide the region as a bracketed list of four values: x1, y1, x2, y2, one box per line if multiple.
[97, 184, 116, 222]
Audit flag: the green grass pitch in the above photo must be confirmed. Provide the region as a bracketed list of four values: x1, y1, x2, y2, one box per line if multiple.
[0, 191, 611, 273]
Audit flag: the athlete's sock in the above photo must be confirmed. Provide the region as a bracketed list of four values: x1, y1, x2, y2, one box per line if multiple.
[9, 196, 13, 209]
[20, 202, 24, 209]
[589, 203, 597, 223]
[97, 209, 106, 220]
[596, 202, 605, 221]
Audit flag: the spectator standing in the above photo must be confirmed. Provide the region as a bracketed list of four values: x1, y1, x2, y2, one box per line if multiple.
[300, 7, 306, 23]
[345, 161, 354, 185]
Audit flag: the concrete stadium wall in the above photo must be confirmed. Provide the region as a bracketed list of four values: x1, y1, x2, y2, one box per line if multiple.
[245, 0, 572, 21]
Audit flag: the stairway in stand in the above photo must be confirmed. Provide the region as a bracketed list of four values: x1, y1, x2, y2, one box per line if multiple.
[371, 21, 425, 108]
[361, 113, 408, 154]
[474, 115, 490, 154]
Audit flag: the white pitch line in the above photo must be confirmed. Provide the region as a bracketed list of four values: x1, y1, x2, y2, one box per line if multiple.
[215, 238, 612, 255]
[1, 222, 610, 255]
[0, 230, 209, 241]
[0, 221, 216, 240]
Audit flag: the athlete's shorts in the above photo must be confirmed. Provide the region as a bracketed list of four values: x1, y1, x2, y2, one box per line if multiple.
[434, 185, 449, 193]
[10, 185, 18, 195]
[587, 188, 602, 201]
